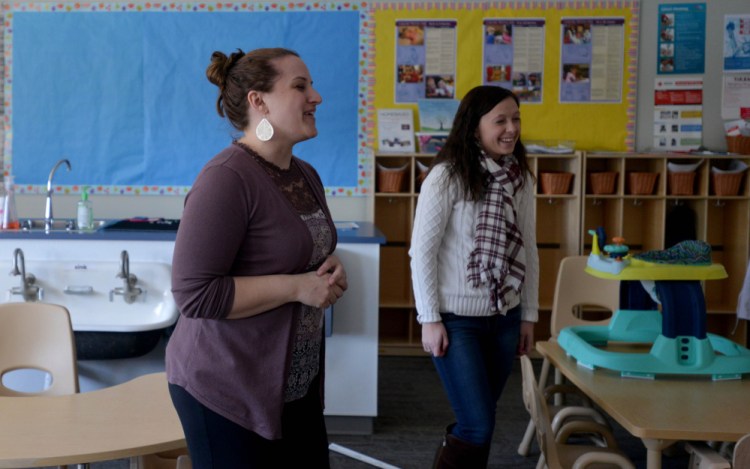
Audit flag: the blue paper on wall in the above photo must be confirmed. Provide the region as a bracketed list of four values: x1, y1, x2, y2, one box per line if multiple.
[11, 10, 361, 191]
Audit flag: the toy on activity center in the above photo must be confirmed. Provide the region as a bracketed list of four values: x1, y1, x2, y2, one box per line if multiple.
[557, 228, 750, 380]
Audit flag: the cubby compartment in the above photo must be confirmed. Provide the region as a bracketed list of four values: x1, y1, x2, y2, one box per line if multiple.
[378, 245, 412, 307]
[536, 154, 579, 197]
[703, 200, 750, 314]
[667, 158, 705, 196]
[663, 199, 705, 248]
[415, 158, 431, 192]
[624, 157, 664, 197]
[620, 199, 665, 253]
[375, 156, 412, 193]
[374, 197, 412, 244]
[582, 198, 623, 253]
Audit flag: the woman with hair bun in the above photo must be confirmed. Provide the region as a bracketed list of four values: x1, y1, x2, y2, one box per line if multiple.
[166, 47, 347, 468]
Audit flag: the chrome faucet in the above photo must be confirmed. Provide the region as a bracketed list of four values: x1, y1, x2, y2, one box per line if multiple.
[45, 159, 72, 232]
[10, 248, 41, 301]
[110, 250, 142, 304]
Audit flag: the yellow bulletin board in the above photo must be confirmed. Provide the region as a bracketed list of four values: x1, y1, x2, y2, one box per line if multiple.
[372, 1, 640, 152]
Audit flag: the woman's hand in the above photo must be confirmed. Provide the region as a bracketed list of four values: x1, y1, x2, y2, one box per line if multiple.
[227, 255, 347, 318]
[317, 254, 348, 291]
[296, 271, 345, 309]
[422, 322, 449, 357]
[517, 320, 535, 356]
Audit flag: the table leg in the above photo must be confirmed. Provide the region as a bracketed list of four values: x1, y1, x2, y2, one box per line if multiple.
[642, 438, 677, 469]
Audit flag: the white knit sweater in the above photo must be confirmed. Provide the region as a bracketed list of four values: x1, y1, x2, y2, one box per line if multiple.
[410, 162, 539, 324]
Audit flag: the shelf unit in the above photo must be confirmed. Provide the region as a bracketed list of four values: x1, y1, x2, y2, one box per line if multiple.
[375, 151, 750, 355]
[374, 151, 583, 355]
[374, 153, 428, 355]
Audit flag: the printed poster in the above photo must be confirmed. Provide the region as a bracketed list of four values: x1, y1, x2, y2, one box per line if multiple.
[377, 109, 415, 153]
[483, 18, 545, 103]
[724, 15, 750, 72]
[653, 77, 703, 151]
[560, 17, 624, 103]
[722, 73, 750, 120]
[395, 20, 457, 103]
[657, 3, 706, 75]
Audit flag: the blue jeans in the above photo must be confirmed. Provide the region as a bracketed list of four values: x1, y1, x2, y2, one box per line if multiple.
[432, 306, 521, 446]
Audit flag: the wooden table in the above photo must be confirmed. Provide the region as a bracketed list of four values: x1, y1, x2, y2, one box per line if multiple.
[0, 372, 185, 468]
[536, 340, 750, 469]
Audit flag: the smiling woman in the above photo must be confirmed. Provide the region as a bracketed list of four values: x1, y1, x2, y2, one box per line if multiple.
[410, 86, 539, 467]
[165, 47, 347, 468]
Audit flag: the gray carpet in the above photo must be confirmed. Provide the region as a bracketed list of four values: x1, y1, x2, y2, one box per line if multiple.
[46, 356, 692, 469]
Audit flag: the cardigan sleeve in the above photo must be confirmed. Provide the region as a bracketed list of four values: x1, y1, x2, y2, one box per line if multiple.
[171, 164, 245, 320]
[410, 165, 456, 324]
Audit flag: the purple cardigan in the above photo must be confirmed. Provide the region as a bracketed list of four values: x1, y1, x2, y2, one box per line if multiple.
[166, 143, 336, 440]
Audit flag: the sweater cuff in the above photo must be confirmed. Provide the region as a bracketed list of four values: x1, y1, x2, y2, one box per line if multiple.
[521, 308, 538, 323]
[417, 313, 442, 324]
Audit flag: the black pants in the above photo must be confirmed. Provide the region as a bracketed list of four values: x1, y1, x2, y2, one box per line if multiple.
[169, 376, 330, 469]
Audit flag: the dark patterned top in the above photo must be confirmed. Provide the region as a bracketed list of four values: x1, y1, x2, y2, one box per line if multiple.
[238, 142, 333, 402]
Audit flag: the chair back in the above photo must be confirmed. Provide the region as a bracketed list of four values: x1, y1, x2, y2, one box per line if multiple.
[551, 256, 620, 338]
[0, 302, 79, 396]
[735, 433, 750, 468]
[520, 355, 563, 467]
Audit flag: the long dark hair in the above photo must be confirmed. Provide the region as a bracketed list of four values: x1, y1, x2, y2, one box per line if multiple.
[432, 86, 531, 202]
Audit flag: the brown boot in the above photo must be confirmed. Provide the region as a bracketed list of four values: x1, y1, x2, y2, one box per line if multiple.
[433, 425, 490, 469]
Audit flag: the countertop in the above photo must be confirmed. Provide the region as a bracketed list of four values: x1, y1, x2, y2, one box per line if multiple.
[0, 219, 386, 244]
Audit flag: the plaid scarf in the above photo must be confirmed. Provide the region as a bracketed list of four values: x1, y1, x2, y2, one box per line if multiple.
[466, 155, 526, 312]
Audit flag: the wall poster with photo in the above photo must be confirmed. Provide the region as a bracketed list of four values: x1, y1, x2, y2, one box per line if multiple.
[560, 17, 624, 103]
[656, 3, 706, 75]
[483, 18, 545, 103]
[394, 19, 457, 103]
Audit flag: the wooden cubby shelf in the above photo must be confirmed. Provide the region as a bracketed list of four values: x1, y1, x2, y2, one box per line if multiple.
[375, 151, 750, 355]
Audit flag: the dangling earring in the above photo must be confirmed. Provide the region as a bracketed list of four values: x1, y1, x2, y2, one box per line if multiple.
[256, 117, 274, 142]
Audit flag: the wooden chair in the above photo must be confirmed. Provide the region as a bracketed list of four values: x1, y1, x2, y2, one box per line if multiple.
[0, 302, 79, 396]
[520, 355, 635, 469]
[734, 433, 750, 468]
[134, 449, 190, 469]
[0, 302, 80, 469]
[176, 455, 192, 469]
[684, 442, 730, 469]
[519, 256, 620, 456]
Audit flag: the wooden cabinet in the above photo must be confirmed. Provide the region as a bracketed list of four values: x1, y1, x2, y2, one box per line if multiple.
[375, 151, 750, 355]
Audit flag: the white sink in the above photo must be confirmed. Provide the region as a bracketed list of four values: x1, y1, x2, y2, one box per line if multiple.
[0, 258, 177, 333]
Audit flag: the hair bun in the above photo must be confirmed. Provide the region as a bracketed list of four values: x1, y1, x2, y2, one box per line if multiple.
[206, 48, 245, 89]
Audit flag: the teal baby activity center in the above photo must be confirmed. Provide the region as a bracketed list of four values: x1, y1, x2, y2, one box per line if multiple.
[558, 230, 750, 380]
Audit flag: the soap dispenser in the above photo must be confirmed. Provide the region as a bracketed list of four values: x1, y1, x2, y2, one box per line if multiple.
[77, 186, 94, 230]
[2, 175, 19, 230]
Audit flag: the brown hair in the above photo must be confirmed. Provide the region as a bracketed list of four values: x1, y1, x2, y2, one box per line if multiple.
[205, 47, 300, 131]
[432, 85, 531, 202]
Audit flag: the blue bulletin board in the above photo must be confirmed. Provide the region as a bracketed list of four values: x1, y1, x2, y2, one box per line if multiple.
[5, 3, 371, 196]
